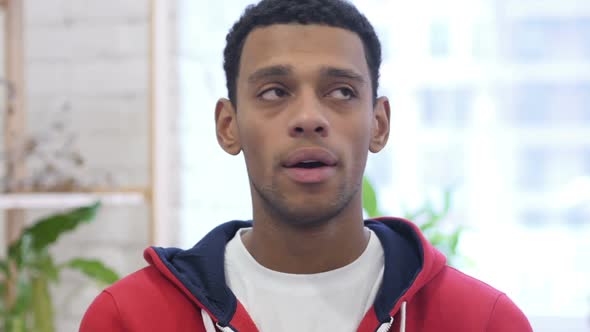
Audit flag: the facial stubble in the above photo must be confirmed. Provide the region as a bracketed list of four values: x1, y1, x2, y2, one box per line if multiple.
[251, 170, 361, 228]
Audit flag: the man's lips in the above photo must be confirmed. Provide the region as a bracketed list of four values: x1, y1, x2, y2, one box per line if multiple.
[282, 148, 338, 168]
[282, 148, 338, 184]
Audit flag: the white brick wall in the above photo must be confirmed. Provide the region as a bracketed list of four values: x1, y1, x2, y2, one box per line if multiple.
[26, 59, 148, 97]
[25, 0, 148, 25]
[0, 0, 187, 330]
[0, 1, 165, 331]
[27, 24, 148, 61]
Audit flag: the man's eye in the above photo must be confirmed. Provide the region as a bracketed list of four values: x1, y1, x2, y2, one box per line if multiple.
[259, 88, 288, 101]
[327, 88, 356, 100]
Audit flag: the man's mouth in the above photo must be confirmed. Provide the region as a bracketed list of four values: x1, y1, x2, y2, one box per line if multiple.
[290, 160, 328, 169]
[283, 148, 337, 168]
[282, 148, 338, 184]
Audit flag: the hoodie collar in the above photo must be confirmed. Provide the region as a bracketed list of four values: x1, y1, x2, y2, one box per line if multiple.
[365, 219, 422, 322]
[144, 218, 446, 329]
[369, 218, 447, 321]
[147, 220, 251, 326]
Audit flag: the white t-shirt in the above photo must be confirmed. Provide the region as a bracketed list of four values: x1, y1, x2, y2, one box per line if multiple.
[224, 227, 385, 332]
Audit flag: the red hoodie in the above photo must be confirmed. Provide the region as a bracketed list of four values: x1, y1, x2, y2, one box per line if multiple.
[80, 218, 532, 331]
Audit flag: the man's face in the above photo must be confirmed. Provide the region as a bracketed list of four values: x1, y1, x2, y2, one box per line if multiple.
[217, 24, 389, 226]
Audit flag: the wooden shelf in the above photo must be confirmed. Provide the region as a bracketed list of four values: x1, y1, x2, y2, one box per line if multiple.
[0, 191, 147, 210]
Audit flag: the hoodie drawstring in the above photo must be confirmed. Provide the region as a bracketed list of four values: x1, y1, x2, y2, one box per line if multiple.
[215, 322, 237, 332]
[377, 301, 407, 332]
[399, 301, 407, 332]
[376, 317, 393, 332]
[201, 302, 407, 332]
[201, 309, 216, 332]
[201, 309, 236, 332]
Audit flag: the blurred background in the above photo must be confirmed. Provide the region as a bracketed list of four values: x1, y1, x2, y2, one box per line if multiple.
[0, 0, 589, 331]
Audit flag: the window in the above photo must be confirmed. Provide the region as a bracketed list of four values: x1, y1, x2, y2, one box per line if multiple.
[179, 1, 590, 329]
[419, 88, 473, 128]
[429, 21, 450, 58]
[509, 18, 590, 62]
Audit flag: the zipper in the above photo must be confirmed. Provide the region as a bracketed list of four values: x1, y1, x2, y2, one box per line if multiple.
[375, 317, 394, 332]
[216, 322, 237, 332]
[216, 316, 395, 332]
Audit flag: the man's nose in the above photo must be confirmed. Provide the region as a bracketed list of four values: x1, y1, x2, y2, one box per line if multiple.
[287, 92, 329, 138]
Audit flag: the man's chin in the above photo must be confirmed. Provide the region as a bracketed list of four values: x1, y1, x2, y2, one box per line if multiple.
[253, 181, 356, 227]
[273, 204, 346, 228]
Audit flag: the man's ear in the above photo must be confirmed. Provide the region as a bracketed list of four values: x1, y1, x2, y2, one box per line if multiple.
[369, 96, 391, 153]
[215, 98, 241, 155]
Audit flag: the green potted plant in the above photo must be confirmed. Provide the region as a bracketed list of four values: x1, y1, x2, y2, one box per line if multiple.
[362, 176, 465, 266]
[0, 202, 119, 332]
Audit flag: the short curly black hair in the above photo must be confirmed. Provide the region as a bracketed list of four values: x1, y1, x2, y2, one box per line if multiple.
[223, 0, 382, 106]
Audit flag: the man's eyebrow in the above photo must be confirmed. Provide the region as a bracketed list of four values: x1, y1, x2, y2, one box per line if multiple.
[248, 65, 293, 83]
[320, 67, 366, 84]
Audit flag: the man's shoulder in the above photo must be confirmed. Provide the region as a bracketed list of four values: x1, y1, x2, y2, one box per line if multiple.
[81, 266, 206, 331]
[429, 265, 504, 299]
[418, 265, 507, 311]
[410, 266, 532, 331]
[107, 266, 164, 294]
[95, 266, 178, 311]
[105, 265, 192, 306]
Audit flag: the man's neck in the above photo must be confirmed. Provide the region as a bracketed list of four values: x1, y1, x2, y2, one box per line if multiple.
[241, 207, 369, 274]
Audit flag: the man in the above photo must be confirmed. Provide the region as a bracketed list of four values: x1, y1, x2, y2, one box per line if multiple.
[81, 0, 532, 331]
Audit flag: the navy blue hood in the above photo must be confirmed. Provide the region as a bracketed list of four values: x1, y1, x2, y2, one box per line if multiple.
[150, 218, 440, 327]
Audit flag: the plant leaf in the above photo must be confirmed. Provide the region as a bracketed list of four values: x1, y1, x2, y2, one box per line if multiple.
[417, 191, 453, 232]
[8, 233, 34, 269]
[31, 276, 55, 332]
[418, 212, 440, 232]
[362, 176, 381, 217]
[404, 206, 428, 222]
[30, 252, 60, 282]
[428, 231, 446, 247]
[10, 274, 33, 317]
[442, 188, 452, 214]
[5, 315, 28, 332]
[448, 226, 463, 255]
[0, 260, 8, 277]
[8, 203, 100, 262]
[64, 258, 119, 285]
